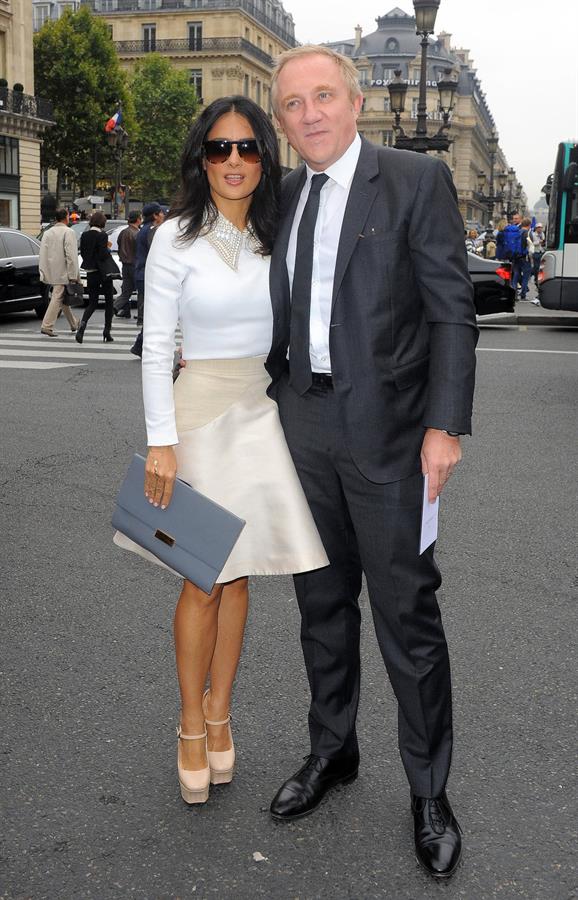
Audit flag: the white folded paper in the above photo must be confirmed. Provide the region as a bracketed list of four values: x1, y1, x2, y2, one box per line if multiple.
[419, 474, 439, 555]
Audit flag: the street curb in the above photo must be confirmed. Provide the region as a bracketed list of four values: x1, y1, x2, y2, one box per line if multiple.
[479, 314, 578, 327]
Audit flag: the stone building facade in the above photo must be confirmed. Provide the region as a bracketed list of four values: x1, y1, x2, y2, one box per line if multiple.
[328, 8, 527, 225]
[0, 0, 53, 234]
[78, 0, 299, 169]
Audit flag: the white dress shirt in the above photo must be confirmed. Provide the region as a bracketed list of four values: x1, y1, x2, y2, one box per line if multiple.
[142, 216, 272, 446]
[286, 133, 362, 373]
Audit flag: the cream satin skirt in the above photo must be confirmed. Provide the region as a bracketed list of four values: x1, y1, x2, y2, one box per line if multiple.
[114, 356, 328, 583]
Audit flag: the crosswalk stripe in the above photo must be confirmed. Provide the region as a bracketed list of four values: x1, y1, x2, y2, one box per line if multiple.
[0, 337, 137, 348]
[0, 332, 179, 341]
[0, 348, 139, 361]
[0, 361, 87, 369]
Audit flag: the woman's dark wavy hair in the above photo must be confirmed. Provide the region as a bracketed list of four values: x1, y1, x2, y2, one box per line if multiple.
[169, 96, 281, 256]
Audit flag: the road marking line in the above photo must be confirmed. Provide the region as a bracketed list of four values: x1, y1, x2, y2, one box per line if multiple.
[478, 348, 578, 355]
[0, 348, 138, 360]
[0, 361, 86, 369]
[0, 337, 137, 347]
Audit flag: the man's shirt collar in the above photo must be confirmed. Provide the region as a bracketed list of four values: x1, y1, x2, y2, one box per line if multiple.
[305, 132, 362, 190]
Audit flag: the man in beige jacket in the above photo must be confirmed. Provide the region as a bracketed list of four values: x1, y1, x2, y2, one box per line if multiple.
[39, 208, 80, 336]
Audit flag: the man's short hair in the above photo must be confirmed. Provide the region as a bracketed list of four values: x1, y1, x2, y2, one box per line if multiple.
[271, 45, 362, 115]
[89, 210, 107, 229]
[54, 208, 68, 222]
[521, 217, 532, 227]
[128, 210, 142, 223]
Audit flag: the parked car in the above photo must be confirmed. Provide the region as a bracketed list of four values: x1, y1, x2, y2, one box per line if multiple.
[0, 227, 48, 318]
[71, 218, 127, 246]
[468, 252, 515, 317]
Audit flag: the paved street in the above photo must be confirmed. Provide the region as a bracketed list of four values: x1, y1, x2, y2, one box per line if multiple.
[1, 310, 576, 899]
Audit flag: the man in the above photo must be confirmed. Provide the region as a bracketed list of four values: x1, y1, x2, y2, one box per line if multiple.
[39, 208, 80, 337]
[130, 202, 166, 357]
[530, 222, 545, 295]
[113, 210, 142, 318]
[265, 46, 478, 879]
[514, 216, 533, 300]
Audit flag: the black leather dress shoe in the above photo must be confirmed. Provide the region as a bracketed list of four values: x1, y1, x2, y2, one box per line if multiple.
[412, 791, 462, 878]
[270, 754, 359, 821]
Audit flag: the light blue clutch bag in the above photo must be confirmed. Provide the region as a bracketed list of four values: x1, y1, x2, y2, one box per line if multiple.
[112, 453, 245, 593]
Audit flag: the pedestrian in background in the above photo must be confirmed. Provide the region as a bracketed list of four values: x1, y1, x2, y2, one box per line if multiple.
[130, 202, 166, 357]
[495, 218, 508, 259]
[135, 202, 165, 327]
[39, 207, 80, 337]
[465, 228, 479, 253]
[513, 216, 533, 299]
[531, 222, 545, 286]
[77, 211, 116, 344]
[113, 210, 142, 319]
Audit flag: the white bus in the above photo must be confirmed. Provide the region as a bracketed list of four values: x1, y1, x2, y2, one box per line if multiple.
[539, 142, 578, 311]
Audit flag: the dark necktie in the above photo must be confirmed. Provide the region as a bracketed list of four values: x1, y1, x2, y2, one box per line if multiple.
[289, 173, 329, 395]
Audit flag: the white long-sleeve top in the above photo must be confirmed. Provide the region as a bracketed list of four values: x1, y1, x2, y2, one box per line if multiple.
[142, 216, 273, 446]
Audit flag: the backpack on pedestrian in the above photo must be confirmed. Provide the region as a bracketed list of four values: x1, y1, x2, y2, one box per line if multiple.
[501, 224, 525, 260]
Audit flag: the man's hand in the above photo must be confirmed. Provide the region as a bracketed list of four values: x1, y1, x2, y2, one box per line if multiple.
[421, 428, 462, 503]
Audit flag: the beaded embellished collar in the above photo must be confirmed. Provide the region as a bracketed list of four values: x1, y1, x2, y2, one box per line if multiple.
[204, 212, 261, 271]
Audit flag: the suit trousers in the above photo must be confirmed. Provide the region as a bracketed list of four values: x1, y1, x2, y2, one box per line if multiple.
[41, 284, 79, 332]
[276, 373, 453, 799]
[113, 263, 135, 313]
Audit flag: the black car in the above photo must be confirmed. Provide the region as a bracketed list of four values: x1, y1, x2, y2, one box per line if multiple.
[467, 252, 515, 317]
[0, 228, 48, 318]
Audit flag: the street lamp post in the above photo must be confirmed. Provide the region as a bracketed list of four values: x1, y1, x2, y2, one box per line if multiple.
[506, 167, 516, 218]
[475, 131, 506, 229]
[387, 0, 458, 153]
[105, 104, 129, 217]
[486, 129, 499, 223]
[496, 169, 508, 218]
[477, 160, 508, 255]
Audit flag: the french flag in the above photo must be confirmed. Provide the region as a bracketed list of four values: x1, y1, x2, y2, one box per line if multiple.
[104, 110, 122, 132]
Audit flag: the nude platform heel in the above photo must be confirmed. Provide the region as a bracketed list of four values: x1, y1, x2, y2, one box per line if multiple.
[176, 727, 210, 804]
[203, 691, 235, 785]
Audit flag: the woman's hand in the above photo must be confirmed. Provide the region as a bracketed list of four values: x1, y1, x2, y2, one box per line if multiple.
[145, 446, 177, 509]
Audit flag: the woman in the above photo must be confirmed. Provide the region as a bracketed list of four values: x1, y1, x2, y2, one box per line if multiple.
[77, 210, 115, 343]
[495, 218, 508, 260]
[464, 229, 479, 254]
[114, 97, 328, 805]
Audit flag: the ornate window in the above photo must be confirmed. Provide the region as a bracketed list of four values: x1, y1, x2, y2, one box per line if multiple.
[188, 21, 202, 51]
[189, 69, 202, 103]
[142, 23, 156, 52]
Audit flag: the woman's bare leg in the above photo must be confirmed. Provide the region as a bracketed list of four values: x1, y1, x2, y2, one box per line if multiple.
[174, 578, 223, 770]
[206, 577, 249, 752]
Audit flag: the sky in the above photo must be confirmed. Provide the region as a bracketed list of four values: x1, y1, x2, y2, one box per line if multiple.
[282, 0, 578, 206]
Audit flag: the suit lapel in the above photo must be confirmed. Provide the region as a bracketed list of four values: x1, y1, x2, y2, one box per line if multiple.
[331, 139, 380, 310]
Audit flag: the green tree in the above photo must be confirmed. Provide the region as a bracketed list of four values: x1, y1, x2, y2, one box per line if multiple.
[34, 7, 133, 200]
[128, 55, 199, 201]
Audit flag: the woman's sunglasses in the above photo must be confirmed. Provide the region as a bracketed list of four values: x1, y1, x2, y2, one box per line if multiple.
[203, 139, 262, 165]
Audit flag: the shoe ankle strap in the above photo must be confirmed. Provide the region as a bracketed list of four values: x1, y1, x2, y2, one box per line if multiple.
[176, 726, 207, 741]
[204, 714, 231, 727]
[202, 688, 231, 726]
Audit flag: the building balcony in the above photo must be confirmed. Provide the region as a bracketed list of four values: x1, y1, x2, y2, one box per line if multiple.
[115, 35, 273, 66]
[81, 0, 297, 48]
[0, 88, 54, 122]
